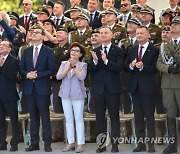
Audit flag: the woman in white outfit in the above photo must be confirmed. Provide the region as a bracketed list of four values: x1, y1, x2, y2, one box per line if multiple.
[56, 42, 87, 153]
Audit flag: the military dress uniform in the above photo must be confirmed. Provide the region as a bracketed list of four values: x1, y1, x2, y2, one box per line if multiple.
[156, 17, 180, 154]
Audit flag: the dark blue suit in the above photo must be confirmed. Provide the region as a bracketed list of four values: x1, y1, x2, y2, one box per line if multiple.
[89, 44, 124, 144]
[19, 44, 55, 146]
[0, 54, 19, 146]
[125, 43, 159, 140]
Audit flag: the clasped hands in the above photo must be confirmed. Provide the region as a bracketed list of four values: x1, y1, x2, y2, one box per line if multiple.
[27, 71, 37, 79]
[91, 50, 107, 64]
[130, 58, 143, 69]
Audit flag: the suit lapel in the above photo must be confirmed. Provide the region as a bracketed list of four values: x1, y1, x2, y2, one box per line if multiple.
[142, 44, 151, 61]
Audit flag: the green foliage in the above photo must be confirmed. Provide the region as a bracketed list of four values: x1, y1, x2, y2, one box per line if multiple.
[0, 0, 42, 15]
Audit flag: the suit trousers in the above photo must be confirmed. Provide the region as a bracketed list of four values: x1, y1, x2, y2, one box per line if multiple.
[0, 100, 19, 146]
[131, 87, 156, 141]
[25, 85, 52, 146]
[61, 98, 85, 144]
[162, 88, 180, 119]
[93, 86, 120, 144]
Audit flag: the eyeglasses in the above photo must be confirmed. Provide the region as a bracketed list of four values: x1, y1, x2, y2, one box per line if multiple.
[70, 49, 80, 53]
[30, 31, 42, 35]
[22, 3, 31, 6]
[120, 4, 129, 7]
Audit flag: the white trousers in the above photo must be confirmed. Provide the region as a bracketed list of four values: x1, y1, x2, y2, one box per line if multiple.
[62, 98, 85, 144]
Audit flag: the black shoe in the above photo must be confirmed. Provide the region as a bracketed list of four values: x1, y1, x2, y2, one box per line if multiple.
[96, 147, 106, 153]
[10, 145, 18, 151]
[0, 144, 7, 151]
[163, 144, 177, 154]
[25, 144, 40, 151]
[148, 144, 155, 153]
[44, 145, 52, 152]
[85, 138, 96, 143]
[111, 144, 119, 153]
[133, 144, 146, 152]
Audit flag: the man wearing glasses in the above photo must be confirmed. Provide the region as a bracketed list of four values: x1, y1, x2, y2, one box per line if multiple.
[0, 40, 19, 151]
[19, 24, 55, 152]
[118, 0, 132, 26]
[18, 0, 37, 30]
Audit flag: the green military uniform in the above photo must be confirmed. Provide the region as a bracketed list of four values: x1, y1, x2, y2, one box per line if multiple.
[156, 40, 180, 118]
[111, 24, 127, 44]
[63, 21, 77, 33]
[70, 29, 92, 47]
[148, 23, 162, 44]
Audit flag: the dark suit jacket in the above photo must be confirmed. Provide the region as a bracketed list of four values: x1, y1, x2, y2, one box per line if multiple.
[19, 44, 55, 96]
[0, 54, 19, 102]
[89, 44, 124, 94]
[125, 43, 159, 94]
[17, 13, 37, 30]
[89, 10, 102, 29]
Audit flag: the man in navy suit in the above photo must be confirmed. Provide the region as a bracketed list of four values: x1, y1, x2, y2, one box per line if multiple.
[19, 25, 55, 152]
[125, 26, 159, 153]
[0, 40, 19, 151]
[89, 26, 124, 153]
[87, 0, 102, 29]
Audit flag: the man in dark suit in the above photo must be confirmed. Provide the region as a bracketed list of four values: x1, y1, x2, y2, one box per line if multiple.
[0, 40, 19, 151]
[89, 26, 124, 153]
[87, 0, 102, 29]
[125, 26, 159, 153]
[17, 0, 36, 30]
[19, 25, 55, 152]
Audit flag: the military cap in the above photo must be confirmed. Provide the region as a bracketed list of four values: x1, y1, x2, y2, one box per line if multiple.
[140, 6, 155, 16]
[68, 4, 82, 12]
[56, 25, 68, 32]
[91, 28, 100, 34]
[8, 11, 19, 21]
[161, 8, 173, 16]
[100, 10, 106, 16]
[44, 0, 54, 8]
[127, 17, 142, 26]
[105, 7, 119, 16]
[37, 6, 50, 17]
[77, 12, 90, 22]
[171, 16, 180, 25]
[30, 24, 44, 31]
[131, 4, 142, 12]
[42, 18, 56, 29]
[162, 26, 170, 31]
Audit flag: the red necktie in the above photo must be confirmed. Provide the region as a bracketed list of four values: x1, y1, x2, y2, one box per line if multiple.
[138, 46, 144, 61]
[24, 16, 28, 29]
[33, 47, 38, 67]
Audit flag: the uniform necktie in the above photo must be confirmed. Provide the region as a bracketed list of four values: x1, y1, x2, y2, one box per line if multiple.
[24, 16, 28, 29]
[104, 46, 108, 55]
[80, 31, 83, 36]
[174, 40, 178, 48]
[138, 46, 144, 61]
[130, 38, 133, 46]
[33, 47, 38, 67]
[90, 13, 93, 25]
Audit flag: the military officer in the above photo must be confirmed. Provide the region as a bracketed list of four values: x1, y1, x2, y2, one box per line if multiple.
[156, 16, 180, 154]
[69, 12, 92, 47]
[140, 6, 162, 44]
[131, 4, 142, 18]
[104, 7, 127, 45]
[51, 26, 70, 142]
[64, 5, 82, 32]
